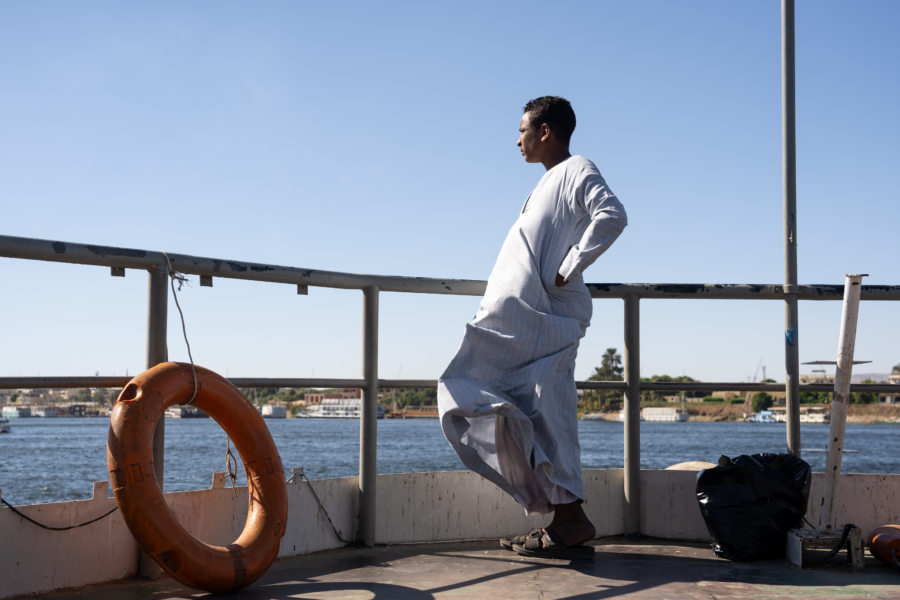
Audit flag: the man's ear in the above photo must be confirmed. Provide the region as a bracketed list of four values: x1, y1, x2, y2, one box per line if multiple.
[539, 123, 552, 143]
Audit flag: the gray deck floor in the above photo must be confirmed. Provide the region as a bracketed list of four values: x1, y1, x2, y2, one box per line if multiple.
[16, 537, 900, 600]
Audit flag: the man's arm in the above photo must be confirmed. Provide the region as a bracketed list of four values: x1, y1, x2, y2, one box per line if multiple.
[556, 172, 627, 284]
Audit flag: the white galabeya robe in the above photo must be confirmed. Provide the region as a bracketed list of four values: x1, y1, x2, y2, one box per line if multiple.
[438, 155, 627, 514]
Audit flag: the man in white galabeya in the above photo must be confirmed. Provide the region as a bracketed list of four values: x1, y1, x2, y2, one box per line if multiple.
[438, 96, 627, 559]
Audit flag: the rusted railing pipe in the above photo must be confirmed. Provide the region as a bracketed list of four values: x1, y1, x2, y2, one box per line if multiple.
[587, 282, 900, 301]
[0, 234, 484, 296]
[6, 235, 900, 301]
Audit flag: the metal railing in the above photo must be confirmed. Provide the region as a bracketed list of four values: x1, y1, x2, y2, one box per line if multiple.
[3, 233, 900, 541]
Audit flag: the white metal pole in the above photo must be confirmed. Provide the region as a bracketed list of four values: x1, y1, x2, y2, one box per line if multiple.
[818, 273, 866, 530]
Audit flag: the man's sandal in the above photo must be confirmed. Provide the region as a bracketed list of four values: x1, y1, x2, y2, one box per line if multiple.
[512, 529, 594, 560]
[499, 528, 544, 551]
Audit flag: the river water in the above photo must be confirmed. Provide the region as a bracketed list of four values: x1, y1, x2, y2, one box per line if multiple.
[2, 417, 899, 505]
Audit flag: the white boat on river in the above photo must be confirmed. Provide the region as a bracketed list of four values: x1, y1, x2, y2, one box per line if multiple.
[616, 407, 690, 422]
[303, 397, 384, 418]
[641, 407, 690, 422]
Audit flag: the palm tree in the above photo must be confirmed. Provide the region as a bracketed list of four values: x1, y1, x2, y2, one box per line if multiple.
[586, 348, 624, 412]
[590, 348, 623, 381]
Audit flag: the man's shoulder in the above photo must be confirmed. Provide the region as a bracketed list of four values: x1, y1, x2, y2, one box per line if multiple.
[566, 155, 600, 174]
[563, 155, 606, 185]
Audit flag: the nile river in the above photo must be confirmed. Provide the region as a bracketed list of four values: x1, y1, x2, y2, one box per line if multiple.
[1, 417, 899, 505]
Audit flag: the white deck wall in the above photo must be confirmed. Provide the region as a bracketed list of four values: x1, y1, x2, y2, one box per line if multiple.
[2, 470, 899, 599]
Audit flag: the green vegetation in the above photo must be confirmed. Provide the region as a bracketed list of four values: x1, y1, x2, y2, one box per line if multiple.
[850, 379, 878, 404]
[800, 391, 830, 404]
[582, 348, 624, 412]
[232, 386, 437, 414]
[592, 348, 624, 381]
[751, 391, 774, 413]
[238, 388, 308, 406]
[800, 378, 879, 405]
[387, 389, 437, 409]
[640, 374, 703, 403]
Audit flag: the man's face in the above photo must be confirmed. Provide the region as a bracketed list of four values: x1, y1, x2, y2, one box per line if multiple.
[517, 111, 545, 163]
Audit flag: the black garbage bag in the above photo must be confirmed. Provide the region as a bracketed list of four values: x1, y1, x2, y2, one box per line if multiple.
[696, 453, 811, 561]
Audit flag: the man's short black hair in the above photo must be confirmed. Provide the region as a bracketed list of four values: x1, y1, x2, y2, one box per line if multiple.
[523, 96, 576, 145]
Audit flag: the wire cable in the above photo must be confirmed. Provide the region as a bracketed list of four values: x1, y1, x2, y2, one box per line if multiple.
[286, 471, 353, 545]
[161, 251, 198, 405]
[1, 498, 117, 531]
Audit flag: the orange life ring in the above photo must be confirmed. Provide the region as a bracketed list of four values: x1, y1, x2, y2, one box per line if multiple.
[867, 524, 900, 569]
[107, 362, 288, 593]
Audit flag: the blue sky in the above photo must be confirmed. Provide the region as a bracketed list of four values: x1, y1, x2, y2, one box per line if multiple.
[2, 1, 898, 384]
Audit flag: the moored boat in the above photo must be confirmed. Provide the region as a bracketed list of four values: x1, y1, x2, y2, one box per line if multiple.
[799, 407, 830, 423]
[581, 412, 606, 421]
[261, 404, 288, 418]
[746, 410, 779, 423]
[641, 407, 690, 422]
[164, 405, 209, 418]
[304, 397, 384, 418]
[617, 410, 643, 422]
[1, 406, 31, 418]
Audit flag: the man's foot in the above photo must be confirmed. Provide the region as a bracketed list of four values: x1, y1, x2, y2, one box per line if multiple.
[546, 500, 596, 547]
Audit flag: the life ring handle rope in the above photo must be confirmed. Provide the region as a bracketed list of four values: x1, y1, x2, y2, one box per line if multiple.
[107, 362, 288, 593]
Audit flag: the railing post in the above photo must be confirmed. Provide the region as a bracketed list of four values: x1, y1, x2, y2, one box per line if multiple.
[146, 265, 168, 483]
[782, 0, 801, 457]
[142, 264, 168, 577]
[358, 284, 379, 546]
[623, 294, 641, 536]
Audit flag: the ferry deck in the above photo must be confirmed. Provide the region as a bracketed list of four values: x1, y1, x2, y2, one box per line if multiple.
[20, 537, 900, 600]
